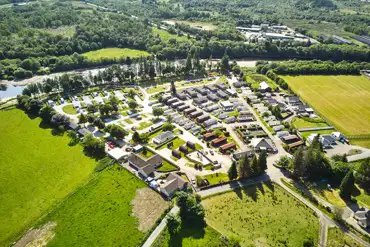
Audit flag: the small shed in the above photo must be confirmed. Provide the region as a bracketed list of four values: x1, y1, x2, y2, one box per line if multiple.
[172, 149, 181, 159]
[179, 145, 188, 154]
[186, 141, 196, 150]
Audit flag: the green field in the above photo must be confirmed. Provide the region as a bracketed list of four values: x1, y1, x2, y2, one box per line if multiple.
[327, 227, 364, 247]
[203, 173, 229, 185]
[39, 165, 151, 246]
[83, 48, 150, 61]
[153, 27, 190, 42]
[0, 109, 95, 246]
[300, 129, 334, 140]
[152, 224, 223, 247]
[291, 117, 329, 129]
[157, 160, 178, 172]
[202, 182, 320, 247]
[284, 75, 370, 138]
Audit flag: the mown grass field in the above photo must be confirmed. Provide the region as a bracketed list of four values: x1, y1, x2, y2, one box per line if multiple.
[62, 104, 77, 115]
[152, 224, 223, 247]
[83, 48, 150, 61]
[0, 109, 95, 246]
[292, 117, 329, 129]
[152, 27, 190, 42]
[284, 75, 370, 139]
[39, 165, 152, 246]
[202, 182, 320, 247]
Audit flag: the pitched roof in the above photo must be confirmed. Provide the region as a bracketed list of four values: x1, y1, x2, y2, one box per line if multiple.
[128, 153, 162, 169]
[251, 138, 274, 150]
[162, 173, 186, 196]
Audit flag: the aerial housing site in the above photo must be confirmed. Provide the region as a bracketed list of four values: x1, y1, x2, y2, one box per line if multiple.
[0, 0, 370, 246]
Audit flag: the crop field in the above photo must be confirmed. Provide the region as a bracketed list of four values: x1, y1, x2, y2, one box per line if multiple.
[83, 48, 150, 61]
[37, 165, 164, 246]
[202, 182, 320, 247]
[283, 76, 370, 139]
[0, 109, 95, 247]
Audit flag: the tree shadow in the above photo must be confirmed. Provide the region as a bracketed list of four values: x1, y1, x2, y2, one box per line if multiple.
[242, 184, 258, 202]
[168, 220, 206, 247]
[232, 187, 243, 199]
[264, 180, 275, 192]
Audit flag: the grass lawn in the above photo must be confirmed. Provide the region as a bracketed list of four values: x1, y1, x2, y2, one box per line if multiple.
[300, 129, 335, 140]
[152, 27, 190, 42]
[137, 121, 153, 130]
[83, 48, 150, 61]
[137, 149, 155, 159]
[62, 104, 78, 115]
[0, 109, 95, 246]
[203, 173, 229, 185]
[39, 165, 158, 246]
[146, 85, 169, 94]
[157, 160, 178, 172]
[327, 227, 364, 247]
[124, 118, 133, 124]
[152, 223, 223, 247]
[291, 117, 329, 129]
[202, 182, 320, 247]
[283, 75, 370, 138]
[228, 111, 239, 117]
[159, 137, 186, 150]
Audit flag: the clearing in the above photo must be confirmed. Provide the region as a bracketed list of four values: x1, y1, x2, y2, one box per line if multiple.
[0, 109, 95, 247]
[202, 182, 320, 247]
[83, 48, 150, 61]
[284, 75, 370, 147]
[38, 165, 166, 246]
[153, 27, 190, 42]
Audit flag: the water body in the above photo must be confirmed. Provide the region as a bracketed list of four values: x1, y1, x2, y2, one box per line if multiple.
[0, 85, 25, 99]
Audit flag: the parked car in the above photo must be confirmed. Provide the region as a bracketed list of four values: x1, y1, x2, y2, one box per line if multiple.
[191, 178, 196, 185]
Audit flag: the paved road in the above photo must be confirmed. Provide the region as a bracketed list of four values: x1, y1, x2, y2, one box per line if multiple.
[142, 205, 180, 247]
[319, 221, 328, 247]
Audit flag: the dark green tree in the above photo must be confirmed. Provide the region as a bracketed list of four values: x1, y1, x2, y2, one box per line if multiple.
[339, 170, 355, 200]
[238, 155, 251, 178]
[167, 213, 181, 235]
[258, 150, 268, 173]
[292, 147, 306, 178]
[355, 159, 370, 192]
[228, 161, 238, 180]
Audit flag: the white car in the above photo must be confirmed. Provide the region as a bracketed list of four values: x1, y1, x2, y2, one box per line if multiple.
[191, 178, 196, 185]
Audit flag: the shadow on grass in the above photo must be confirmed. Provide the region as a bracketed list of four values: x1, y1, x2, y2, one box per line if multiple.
[168, 220, 206, 247]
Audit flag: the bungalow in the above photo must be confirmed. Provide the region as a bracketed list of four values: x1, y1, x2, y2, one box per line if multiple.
[225, 116, 236, 124]
[166, 98, 178, 105]
[206, 85, 218, 92]
[238, 116, 254, 122]
[220, 101, 234, 112]
[354, 208, 370, 229]
[285, 96, 301, 105]
[68, 122, 80, 131]
[232, 150, 255, 161]
[212, 136, 227, 147]
[197, 115, 210, 123]
[207, 94, 219, 102]
[233, 81, 248, 88]
[178, 104, 190, 112]
[184, 107, 196, 115]
[220, 143, 236, 152]
[250, 138, 275, 152]
[216, 82, 227, 90]
[259, 81, 271, 92]
[193, 96, 208, 105]
[160, 173, 187, 198]
[189, 111, 203, 119]
[204, 132, 216, 140]
[172, 149, 181, 158]
[307, 134, 336, 149]
[186, 141, 196, 150]
[176, 92, 187, 100]
[195, 87, 208, 96]
[204, 118, 217, 128]
[205, 104, 220, 113]
[107, 148, 129, 161]
[226, 88, 237, 97]
[171, 101, 185, 109]
[186, 89, 198, 98]
[133, 144, 144, 153]
[128, 153, 162, 178]
[190, 126, 202, 135]
[276, 131, 290, 139]
[153, 131, 174, 145]
[218, 112, 229, 120]
[77, 128, 90, 137]
[183, 122, 194, 130]
[272, 125, 285, 132]
[281, 135, 304, 148]
[216, 90, 228, 99]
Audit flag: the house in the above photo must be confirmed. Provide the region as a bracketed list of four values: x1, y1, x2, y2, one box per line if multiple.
[128, 153, 162, 178]
[220, 101, 234, 111]
[307, 134, 336, 149]
[166, 98, 178, 105]
[207, 94, 219, 102]
[107, 148, 129, 161]
[259, 81, 271, 92]
[286, 96, 301, 105]
[153, 131, 174, 145]
[47, 100, 55, 106]
[220, 143, 236, 152]
[331, 132, 345, 141]
[171, 101, 185, 109]
[184, 122, 194, 130]
[195, 87, 208, 96]
[218, 113, 229, 120]
[205, 104, 220, 113]
[77, 128, 90, 137]
[226, 89, 237, 97]
[176, 92, 187, 100]
[172, 149, 181, 158]
[205, 84, 218, 92]
[212, 136, 227, 147]
[281, 135, 304, 149]
[197, 115, 210, 123]
[216, 82, 227, 90]
[186, 141, 195, 150]
[204, 132, 216, 140]
[191, 126, 202, 135]
[133, 144, 144, 153]
[272, 125, 284, 132]
[68, 123, 80, 131]
[160, 173, 187, 198]
[194, 96, 208, 105]
[233, 81, 247, 88]
[189, 111, 203, 119]
[179, 145, 188, 154]
[225, 116, 236, 124]
[250, 138, 275, 152]
[178, 104, 190, 112]
[204, 118, 217, 128]
[354, 208, 370, 229]
[186, 89, 198, 98]
[232, 150, 255, 161]
[216, 90, 228, 99]
[276, 131, 290, 139]
[184, 107, 196, 115]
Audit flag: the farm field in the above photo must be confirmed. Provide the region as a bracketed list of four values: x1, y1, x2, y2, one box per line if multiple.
[83, 48, 150, 61]
[327, 227, 364, 247]
[152, 224, 223, 247]
[0, 109, 95, 247]
[36, 165, 168, 246]
[283, 75, 370, 143]
[202, 182, 320, 247]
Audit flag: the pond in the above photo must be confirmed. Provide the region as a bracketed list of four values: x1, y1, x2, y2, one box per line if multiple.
[0, 85, 24, 100]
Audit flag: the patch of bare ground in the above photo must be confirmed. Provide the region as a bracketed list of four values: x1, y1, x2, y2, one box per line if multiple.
[131, 188, 169, 232]
[14, 222, 56, 247]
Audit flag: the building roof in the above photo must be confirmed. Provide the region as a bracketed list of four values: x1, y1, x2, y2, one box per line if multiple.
[162, 173, 187, 196]
[128, 153, 162, 169]
[220, 142, 236, 151]
[140, 164, 155, 176]
[232, 150, 255, 160]
[204, 132, 214, 139]
[251, 138, 274, 150]
[204, 118, 217, 127]
[153, 131, 173, 142]
[108, 148, 129, 161]
[212, 136, 227, 145]
[225, 116, 236, 123]
[281, 135, 300, 142]
[78, 128, 89, 136]
[259, 81, 270, 90]
[220, 101, 234, 108]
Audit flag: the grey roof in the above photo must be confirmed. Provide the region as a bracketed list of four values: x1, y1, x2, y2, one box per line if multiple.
[232, 150, 255, 160]
[128, 153, 162, 169]
[162, 173, 187, 196]
[78, 128, 89, 136]
[68, 123, 80, 130]
[154, 131, 173, 142]
[140, 164, 155, 176]
[225, 116, 236, 123]
[204, 118, 217, 127]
